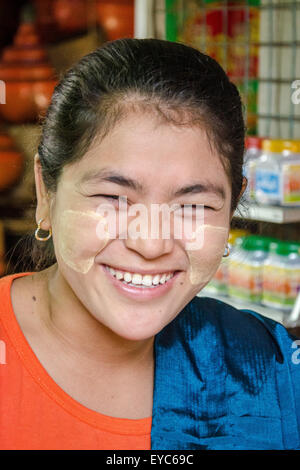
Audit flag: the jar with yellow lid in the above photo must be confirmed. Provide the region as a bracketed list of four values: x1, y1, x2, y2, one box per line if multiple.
[254, 139, 300, 206]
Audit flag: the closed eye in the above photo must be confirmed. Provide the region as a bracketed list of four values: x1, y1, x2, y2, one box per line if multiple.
[90, 194, 120, 200]
[90, 197, 214, 211]
[180, 204, 214, 210]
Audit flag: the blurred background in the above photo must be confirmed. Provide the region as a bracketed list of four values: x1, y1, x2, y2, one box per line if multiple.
[0, 0, 299, 328]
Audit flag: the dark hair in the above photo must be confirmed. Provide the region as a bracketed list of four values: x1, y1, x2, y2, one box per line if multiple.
[15, 38, 246, 272]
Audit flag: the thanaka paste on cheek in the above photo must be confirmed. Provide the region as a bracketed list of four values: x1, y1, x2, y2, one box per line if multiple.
[185, 224, 228, 285]
[56, 210, 109, 274]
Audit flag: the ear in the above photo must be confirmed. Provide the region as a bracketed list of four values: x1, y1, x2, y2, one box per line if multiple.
[34, 153, 52, 230]
[239, 175, 248, 201]
[230, 176, 248, 220]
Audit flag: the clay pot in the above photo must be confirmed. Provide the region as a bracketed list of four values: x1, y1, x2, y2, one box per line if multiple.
[2, 46, 47, 63]
[96, 0, 134, 41]
[1, 79, 57, 123]
[0, 132, 23, 192]
[14, 22, 41, 47]
[0, 133, 14, 150]
[0, 19, 58, 123]
[0, 63, 55, 81]
[53, 0, 90, 32]
[33, 0, 60, 43]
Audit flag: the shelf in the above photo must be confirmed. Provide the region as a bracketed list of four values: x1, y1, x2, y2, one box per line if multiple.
[197, 289, 287, 324]
[234, 203, 300, 224]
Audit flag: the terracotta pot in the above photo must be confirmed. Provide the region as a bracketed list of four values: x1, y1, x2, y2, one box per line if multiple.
[2, 46, 47, 63]
[0, 63, 56, 81]
[0, 133, 14, 150]
[0, 79, 57, 123]
[0, 133, 23, 191]
[0, 18, 58, 123]
[13, 23, 40, 47]
[53, 0, 89, 32]
[96, 0, 134, 41]
[33, 0, 59, 43]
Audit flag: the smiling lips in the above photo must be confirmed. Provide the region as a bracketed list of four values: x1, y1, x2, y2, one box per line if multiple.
[104, 264, 175, 287]
[102, 263, 180, 300]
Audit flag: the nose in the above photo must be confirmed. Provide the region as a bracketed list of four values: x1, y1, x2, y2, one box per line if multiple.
[124, 207, 175, 259]
[125, 235, 174, 260]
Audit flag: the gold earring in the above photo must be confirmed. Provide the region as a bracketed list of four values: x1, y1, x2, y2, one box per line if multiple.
[223, 243, 230, 257]
[35, 218, 52, 242]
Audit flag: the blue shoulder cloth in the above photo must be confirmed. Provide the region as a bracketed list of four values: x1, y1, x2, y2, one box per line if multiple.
[150, 296, 300, 450]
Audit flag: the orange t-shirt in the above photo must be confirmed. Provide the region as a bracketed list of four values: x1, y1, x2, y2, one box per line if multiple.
[0, 272, 152, 450]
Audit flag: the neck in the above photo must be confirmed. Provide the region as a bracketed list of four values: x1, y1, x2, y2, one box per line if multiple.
[40, 264, 155, 368]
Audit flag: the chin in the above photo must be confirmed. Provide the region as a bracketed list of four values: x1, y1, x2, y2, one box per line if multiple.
[110, 317, 170, 342]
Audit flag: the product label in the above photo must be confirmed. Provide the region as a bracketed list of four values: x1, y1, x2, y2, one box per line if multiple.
[262, 265, 300, 309]
[255, 169, 280, 197]
[228, 261, 263, 303]
[282, 163, 300, 204]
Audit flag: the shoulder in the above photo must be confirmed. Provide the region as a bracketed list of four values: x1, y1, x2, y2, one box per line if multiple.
[186, 295, 295, 357]
[158, 294, 300, 391]
[0, 272, 37, 328]
[164, 295, 289, 361]
[156, 295, 300, 448]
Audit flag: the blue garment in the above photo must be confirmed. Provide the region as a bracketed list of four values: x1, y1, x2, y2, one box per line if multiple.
[151, 296, 300, 450]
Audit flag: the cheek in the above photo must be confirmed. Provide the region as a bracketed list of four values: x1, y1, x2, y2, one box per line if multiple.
[53, 210, 109, 274]
[185, 224, 228, 285]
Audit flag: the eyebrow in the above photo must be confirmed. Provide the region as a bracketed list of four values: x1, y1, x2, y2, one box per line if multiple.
[78, 169, 143, 192]
[78, 168, 226, 200]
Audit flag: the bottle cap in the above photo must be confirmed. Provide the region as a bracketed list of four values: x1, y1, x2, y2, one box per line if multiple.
[241, 235, 276, 252]
[269, 240, 300, 256]
[245, 136, 263, 150]
[282, 140, 300, 154]
[262, 139, 285, 153]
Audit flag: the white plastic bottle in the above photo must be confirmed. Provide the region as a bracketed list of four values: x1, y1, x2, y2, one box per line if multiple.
[280, 140, 300, 206]
[243, 136, 263, 202]
[254, 139, 283, 205]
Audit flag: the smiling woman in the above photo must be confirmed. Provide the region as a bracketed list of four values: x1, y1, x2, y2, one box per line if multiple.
[0, 38, 300, 451]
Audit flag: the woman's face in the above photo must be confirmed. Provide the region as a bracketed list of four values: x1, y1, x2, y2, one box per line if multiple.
[45, 113, 233, 341]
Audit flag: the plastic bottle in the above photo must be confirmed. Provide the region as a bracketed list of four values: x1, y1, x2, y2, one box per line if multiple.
[254, 139, 284, 205]
[205, 228, 249, 296]
[228, 235, 276, 303]
[254, 139, 300, 206]
[262, 240, 300, 311]
[280, 140, 300, 206]
[243, 136, 263, 202]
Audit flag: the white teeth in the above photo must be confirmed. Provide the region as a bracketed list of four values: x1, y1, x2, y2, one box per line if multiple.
[132, 273, 143, 285]
[142, 275, 153, 287]
[152, 274, 161, 285]
[124, 272, 132, 283]
[106, 265, 175, 286]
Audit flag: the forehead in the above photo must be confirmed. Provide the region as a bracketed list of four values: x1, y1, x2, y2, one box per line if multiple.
[63, 113, 230, 194]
